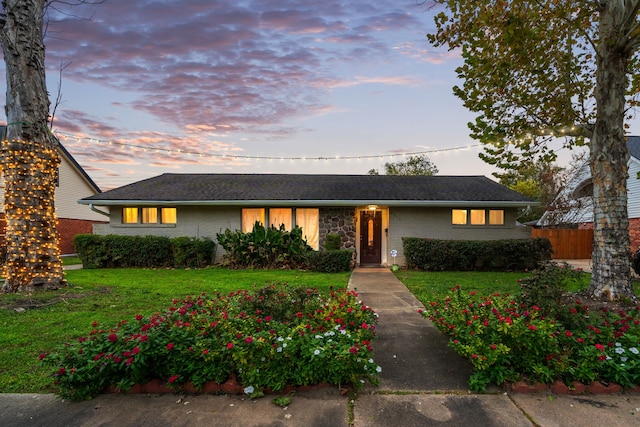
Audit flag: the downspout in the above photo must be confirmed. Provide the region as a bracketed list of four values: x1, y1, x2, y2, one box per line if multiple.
[90, 204, 110, 217]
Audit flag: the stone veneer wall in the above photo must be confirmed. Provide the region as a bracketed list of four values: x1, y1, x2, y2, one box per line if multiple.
[318, 208, 356, 251]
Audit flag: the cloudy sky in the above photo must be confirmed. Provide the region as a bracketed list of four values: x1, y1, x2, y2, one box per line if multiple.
[1, 0, 594, 190]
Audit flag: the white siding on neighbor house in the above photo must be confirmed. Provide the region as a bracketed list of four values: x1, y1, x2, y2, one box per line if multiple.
[94, 206, 241, 262]
[0, 151, 105, 221]
[387, 207, 531, 266]
[627, 157, 640, 219]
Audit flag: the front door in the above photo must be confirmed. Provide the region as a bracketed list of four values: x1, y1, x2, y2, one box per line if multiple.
[360, 210, 382, 265]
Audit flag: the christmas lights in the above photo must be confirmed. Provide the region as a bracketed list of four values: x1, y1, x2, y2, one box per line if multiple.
[1, 139, 65, 292]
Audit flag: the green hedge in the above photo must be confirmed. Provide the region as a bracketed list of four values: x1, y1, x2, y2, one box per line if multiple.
[73, 234, 216, 269]
[402, 237, 552, 272]
[308, 250, 353, 273]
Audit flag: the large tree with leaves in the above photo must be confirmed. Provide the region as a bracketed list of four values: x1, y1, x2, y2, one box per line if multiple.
[428, 1, 639, 301]
[368, 154, 439, 175]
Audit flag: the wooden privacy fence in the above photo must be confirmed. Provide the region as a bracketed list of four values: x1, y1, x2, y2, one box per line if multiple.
[531, 228, 593, 259]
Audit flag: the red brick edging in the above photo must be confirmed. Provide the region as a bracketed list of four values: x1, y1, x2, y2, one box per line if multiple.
[507, 380, 639, 395]
[107, 378, 338, 395]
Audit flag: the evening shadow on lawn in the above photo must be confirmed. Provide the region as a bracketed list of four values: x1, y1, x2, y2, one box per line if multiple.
[0, 286, 112, 311]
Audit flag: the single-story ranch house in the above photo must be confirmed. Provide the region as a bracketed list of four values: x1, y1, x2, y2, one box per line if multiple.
[78, 174, 536, 267]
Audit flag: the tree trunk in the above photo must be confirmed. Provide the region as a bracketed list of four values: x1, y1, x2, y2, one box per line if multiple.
[588, 2, 636, 301]
[0, 0, 65, 292]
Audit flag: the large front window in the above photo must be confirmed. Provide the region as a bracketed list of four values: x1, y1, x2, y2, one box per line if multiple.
[241, 207, 319, 250]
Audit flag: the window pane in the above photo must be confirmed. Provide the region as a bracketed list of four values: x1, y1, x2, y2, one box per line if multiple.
[470, 210, 486, 225]
[451, 209, 467, 225]
[296, 208, 319, 250]
[489, 210, 504, 225]
[123, 208, 138, 224]
[269, 208, 292, 230]
[142, 208, 158, 223]
[161, 208, 177, 224]
[242, 208, 265, 232]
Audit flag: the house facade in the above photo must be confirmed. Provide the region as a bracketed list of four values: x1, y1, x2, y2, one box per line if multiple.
[78, 174, 534, 267]
[0, 127, 107, 254]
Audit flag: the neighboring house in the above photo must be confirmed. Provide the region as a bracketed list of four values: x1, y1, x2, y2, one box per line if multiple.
[539, 136, 640, 253]
[78, 173, 534, 267]
[0, 126, 108, 254]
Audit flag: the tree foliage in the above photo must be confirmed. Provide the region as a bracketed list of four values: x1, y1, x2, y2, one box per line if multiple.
[427, 1, 640, 301]
[368, 154, 438, 176]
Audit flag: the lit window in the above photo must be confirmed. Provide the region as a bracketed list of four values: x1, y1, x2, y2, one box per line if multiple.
[452, 209, 467, 225]
[269, 208, 292, 230]
[470, 210, 486, 225]
[296, 208, 319, 250]
[142, 208, 158, 224]
[161, 208, 177, 224]
[489, 210, 504, 225]
[242, 208, 265, 232]
[123, 208, 138, 224]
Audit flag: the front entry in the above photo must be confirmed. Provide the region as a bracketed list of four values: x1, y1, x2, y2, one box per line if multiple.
[360, 210, 382, 265]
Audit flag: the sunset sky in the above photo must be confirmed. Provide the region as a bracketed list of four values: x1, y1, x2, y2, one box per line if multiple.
[0, 0, 618, 190]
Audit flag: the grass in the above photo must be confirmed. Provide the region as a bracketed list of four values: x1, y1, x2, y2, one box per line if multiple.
[0, 268, 351, 394]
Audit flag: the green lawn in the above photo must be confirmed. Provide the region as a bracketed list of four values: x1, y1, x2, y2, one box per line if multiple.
[0, 268, 351, 393]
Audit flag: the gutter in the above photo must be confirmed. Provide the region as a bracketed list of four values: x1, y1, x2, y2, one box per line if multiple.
[90, 204, 110, 217]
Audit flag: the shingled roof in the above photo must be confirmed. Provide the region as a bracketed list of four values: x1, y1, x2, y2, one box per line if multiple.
[79, 173, 535, 207]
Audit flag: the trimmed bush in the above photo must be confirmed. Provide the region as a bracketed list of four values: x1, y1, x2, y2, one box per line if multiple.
[403, 237, 552, 272]
[308, 250, 353, 273]
[324, 234, 342, 251]
[73, 234, 216, 269]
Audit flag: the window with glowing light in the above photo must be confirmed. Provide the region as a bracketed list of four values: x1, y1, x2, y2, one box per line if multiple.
[122, 207, 177, 224]
[451, 209, 506, 226]
[242, 208, 265, 232]
[123, 208, 138, 224]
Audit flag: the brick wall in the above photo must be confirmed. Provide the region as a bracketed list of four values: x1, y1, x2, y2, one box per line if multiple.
[579, 219, 640, 254]
[58, 218, 107, 254]
[0, 214, 106, 255]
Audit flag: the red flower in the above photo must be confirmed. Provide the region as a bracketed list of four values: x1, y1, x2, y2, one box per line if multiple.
[595, 343, 605, 351]
[490, 344, 497, 350]
[126, 357, 134, 366]
[203, 349, 209, 355]
[132, 347, 140, 355]
[227, 342, 234, 349]
[565, 331, 573, 337]
[166, 343, 175, 351]
[245, 336, 253, 343]
[472, 354, 478, 359]
[108, 333, 118, 343]
[135, 314, 143, 321]
[528, 325, 537, 331]
[168, 375, 179, 384]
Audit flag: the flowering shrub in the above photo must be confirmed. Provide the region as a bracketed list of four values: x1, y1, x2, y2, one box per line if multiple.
[41, 284, 380, 401]
[422, 285, 640, 392]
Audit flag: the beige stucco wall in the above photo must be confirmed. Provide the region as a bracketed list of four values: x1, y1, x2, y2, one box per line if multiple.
[387, 207, 531, 266]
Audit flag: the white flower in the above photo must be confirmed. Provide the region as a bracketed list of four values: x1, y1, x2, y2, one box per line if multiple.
[630, 347, 639, 354]
[376, 366, 382, 373]
[244, 386, 254, 395]
[282, 343, 287, 348]
[277, 347, 283, 353]
[615, 342, 622, 347]
[368, 358, 374, 364]
[314, 349, 321, 355]
[615, 347, 625, 354]
[329, 331, 335, 336]
[606, 356, 612, 360]
[340, 329, 347, 335]
[277, 337, 284, 342]
[621, 357, 628, 362]
[315, 335, 323, 339]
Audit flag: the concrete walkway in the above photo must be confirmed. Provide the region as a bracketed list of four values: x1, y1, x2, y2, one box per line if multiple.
[1, 267, 639, 426]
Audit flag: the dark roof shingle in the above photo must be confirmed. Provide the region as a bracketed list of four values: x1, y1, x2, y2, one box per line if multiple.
[80, 174, 535, 207]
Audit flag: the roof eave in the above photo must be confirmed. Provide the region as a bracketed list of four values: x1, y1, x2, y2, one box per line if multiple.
[78, 199, 538, 208]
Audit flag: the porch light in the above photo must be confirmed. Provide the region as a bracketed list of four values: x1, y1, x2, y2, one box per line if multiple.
[368, 205, 377, 211]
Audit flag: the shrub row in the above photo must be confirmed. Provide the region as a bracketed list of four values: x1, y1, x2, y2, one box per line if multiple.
[73, 234, 216, 269]
[402, 237, 552, 272]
